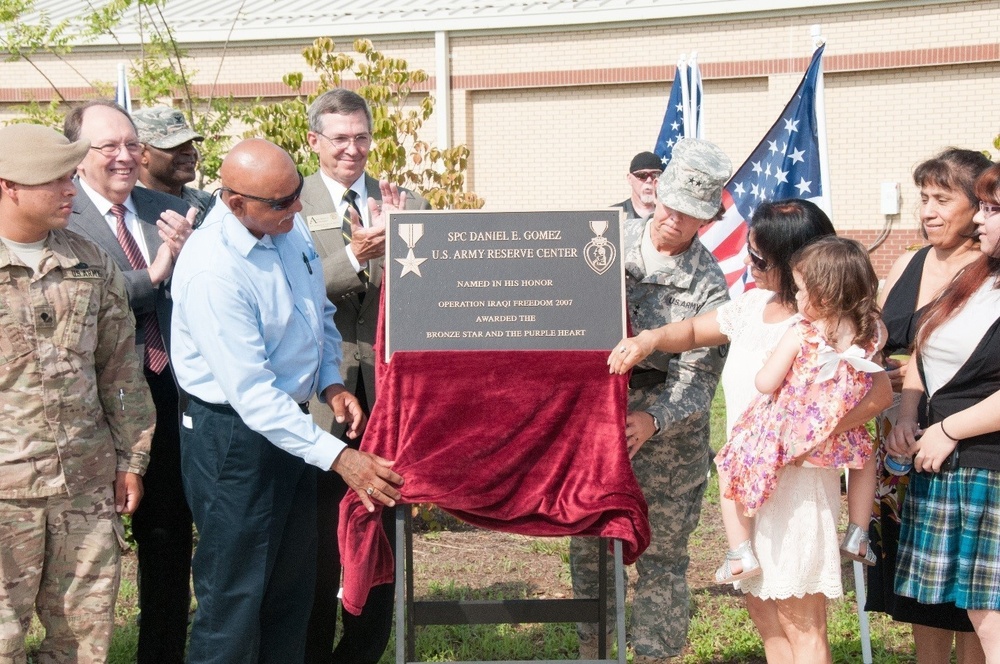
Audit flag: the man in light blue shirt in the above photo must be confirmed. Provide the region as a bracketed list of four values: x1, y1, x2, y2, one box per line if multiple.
[171, 138, 404, 663]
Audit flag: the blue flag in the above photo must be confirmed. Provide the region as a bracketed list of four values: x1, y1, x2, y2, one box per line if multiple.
[653, 68, 685, 167]
[653, 60, 701, 167]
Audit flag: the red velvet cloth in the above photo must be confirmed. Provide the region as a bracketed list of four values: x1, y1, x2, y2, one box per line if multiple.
[338, 297, 650, 615]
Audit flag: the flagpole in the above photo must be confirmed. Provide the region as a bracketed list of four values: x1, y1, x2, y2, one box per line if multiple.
[115, 63, 132, 114]
[811, 26, 832, 218]
[678, 55, 690, 142]
[814, 27, 873, 664]
[688, 52, 703, 139]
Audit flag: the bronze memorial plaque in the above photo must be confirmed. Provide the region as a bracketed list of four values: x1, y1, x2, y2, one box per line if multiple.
[384, 209, 626, 358]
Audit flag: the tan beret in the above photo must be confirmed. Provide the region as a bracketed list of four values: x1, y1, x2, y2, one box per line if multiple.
[0, 124, 90, 186]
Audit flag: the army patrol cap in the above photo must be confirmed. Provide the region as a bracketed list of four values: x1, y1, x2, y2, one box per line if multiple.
[133, 106, 203, 149]
[657, 138, 733, 220]
[0, 124, 90, 186]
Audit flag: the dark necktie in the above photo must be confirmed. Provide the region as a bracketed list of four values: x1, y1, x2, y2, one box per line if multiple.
[111, 204, 169, 374]
[342, 189, 369, 284]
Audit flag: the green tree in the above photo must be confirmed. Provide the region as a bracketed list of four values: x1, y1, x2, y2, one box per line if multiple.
[2, 4, 480, 204]
[0, 0, 75, 101]
[242, 37, 483, 210]
[1, 0, 237, 185]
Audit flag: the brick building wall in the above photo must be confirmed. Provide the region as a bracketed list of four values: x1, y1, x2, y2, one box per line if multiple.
[1, 0, 996, 277]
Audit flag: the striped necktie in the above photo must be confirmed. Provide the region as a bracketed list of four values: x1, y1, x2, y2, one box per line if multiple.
[111, 203, 169, 374]
[342, 189, 369, 283]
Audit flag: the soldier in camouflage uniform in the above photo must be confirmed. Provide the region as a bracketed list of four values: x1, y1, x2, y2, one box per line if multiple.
[0, 124, 155, 664]
[571, 139, 732, 663]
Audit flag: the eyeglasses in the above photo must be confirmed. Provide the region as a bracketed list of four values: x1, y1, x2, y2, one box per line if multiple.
[90, 141, 143, 156]
[631, 170, 661, 182]
[980, 201, 1000, 218]
[316, 132, 373, 151]
[747, 245, 770, 272]
[220, 173, 304, 211]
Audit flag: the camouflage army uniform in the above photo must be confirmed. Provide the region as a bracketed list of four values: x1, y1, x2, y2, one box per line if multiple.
[571, 217, 728, 659]
[0, 229, 155, 664]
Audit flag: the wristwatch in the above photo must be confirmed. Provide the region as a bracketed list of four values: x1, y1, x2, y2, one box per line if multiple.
[649, 412, 661, 435]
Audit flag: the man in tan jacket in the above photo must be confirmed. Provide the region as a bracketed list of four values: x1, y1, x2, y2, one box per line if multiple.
[300, 88, 429, 664]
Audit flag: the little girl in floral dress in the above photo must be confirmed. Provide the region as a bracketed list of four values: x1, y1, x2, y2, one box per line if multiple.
[714, 236, 885, 584]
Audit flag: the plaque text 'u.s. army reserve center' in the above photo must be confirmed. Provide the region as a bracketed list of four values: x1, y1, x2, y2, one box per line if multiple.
[385, 210, 625, 358]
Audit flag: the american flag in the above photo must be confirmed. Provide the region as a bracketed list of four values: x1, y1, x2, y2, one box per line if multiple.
[653, 57, 702, 166]
[700, 44, 827, 296]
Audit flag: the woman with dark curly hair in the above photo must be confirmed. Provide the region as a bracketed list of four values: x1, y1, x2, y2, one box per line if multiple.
[610, 200, 892, 662]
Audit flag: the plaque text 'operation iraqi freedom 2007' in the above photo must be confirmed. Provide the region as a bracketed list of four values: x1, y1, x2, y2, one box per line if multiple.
[385, 210, 626, 358]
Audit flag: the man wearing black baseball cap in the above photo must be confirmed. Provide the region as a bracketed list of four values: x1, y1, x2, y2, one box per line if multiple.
[612, 151, 663, 221]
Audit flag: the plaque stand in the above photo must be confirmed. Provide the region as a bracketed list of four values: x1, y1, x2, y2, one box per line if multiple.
[394, 506, 627, 663]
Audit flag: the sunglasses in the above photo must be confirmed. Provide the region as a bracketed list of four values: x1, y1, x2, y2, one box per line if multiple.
[747, 245, 770, 272]
[631, 170, 661, 182]
[220, 173, 304, 211]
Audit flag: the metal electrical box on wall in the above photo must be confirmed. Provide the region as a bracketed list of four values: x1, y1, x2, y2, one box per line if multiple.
[881, 182, 900, 216]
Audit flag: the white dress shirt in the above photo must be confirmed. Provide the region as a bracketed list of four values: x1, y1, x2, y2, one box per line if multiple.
[78, 178, 152, 264]
[170, 198, 347, 470]
[319, 170, 369, 273]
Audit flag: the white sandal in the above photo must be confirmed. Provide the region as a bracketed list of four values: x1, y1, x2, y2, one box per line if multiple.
[840, 523, 876, 566]
[714, 540, 761, 584]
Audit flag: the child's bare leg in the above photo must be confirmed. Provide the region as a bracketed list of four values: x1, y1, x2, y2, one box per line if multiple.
[847, 455, 877, 536]
[715, 465, 762, 583]
[718, 466, 754, 566]
[841, 454, 877, 564]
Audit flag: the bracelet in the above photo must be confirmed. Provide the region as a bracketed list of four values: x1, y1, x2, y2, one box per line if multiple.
[939, 418, 960, 442]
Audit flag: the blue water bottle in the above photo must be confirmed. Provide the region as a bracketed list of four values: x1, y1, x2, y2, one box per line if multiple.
[885, 454, 913, 476]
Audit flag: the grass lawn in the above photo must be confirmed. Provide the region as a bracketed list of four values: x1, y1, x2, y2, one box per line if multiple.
[26, 389, 918, 662]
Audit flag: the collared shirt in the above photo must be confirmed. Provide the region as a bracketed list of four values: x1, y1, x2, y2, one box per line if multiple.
[319, 170, 369, 273]
[0, 229, 154, 498]
[170, 199, 348, 470]
[78, 178, 153, 264]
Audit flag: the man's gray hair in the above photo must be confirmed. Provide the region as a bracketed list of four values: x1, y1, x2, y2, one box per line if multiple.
[307, 89, 373, 134]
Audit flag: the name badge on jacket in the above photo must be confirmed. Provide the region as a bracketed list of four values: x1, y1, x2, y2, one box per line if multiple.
[307, 214, 340, 232]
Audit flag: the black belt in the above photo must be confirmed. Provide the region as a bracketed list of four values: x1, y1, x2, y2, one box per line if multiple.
[187, 393, 309, 414]
[629, 368, 667, 389]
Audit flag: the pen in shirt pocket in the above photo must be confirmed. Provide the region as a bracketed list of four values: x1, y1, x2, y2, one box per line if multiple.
[302, 252, 313, 274]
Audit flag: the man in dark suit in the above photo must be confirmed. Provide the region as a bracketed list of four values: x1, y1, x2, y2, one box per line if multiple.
[64, 100, 196, 664]
[301, 89, 430, 664]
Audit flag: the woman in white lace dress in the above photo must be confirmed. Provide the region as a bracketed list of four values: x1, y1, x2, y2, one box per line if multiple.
[610, 199, 892, 662]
